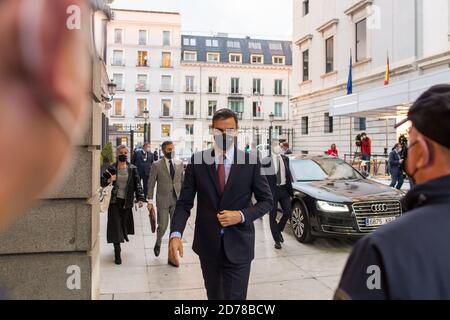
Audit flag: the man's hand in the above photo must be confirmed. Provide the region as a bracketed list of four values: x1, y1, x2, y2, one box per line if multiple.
[217, 210, 242, 227]
[168, 237, 183, 267]
[148, 202, 154, 210]
[108, 174, 117, 184]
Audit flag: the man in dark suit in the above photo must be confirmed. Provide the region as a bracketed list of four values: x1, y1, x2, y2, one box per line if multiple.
[262, 140, 294, 250]
[168, 109, 273, 300]
[388, 143, 404, 190]
[131, 142, 153, 199]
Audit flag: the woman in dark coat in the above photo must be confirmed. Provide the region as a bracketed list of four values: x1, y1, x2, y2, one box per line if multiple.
[101, 145, 146, 265]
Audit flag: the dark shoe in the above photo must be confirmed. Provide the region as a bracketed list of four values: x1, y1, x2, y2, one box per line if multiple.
[279, 233, 284, 243]
[114, 249, 122, 265]
[124, 235, 129, 242]
[154, 245, 161, 257]
[274, 242, 282, 250]
[168, 260, 178, 267]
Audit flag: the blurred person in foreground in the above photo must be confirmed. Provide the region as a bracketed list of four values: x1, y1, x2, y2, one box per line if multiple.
[168, 109, 273, 300]
[335, 85, 450, 300]
[0, 0, 91, 298]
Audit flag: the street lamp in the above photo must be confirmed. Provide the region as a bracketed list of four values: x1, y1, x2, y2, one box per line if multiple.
[102, 80, 117, 102]
[269, 112, 275, 157]
[143, 108, 150, 144]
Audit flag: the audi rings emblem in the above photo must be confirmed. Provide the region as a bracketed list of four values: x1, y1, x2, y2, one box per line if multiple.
[371, 204, 388, 212]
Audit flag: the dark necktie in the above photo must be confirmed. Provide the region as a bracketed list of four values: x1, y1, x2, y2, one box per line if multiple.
[276, 156, 282, 186]
[169, 159, 175, 180]
[217, 155, 226, 195]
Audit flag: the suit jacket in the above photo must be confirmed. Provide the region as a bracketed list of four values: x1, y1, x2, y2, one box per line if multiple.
[148, 158, 184, 208]
[132, 149, 153, 178]
[261, 155, 294, 196]
[388, 150, 402, 174]
[171, 148, 273, 265]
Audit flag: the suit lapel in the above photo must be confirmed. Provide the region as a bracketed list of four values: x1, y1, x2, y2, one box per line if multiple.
[220, 148, 242, 204]
[206, 149, 221, 197]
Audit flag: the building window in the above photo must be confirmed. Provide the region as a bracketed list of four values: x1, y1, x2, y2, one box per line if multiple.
[114, 29, 122, 44]
[137, 51, 148, 67]
[249, 42, 262, 50]
[185, 76, 195, 92]
[208, 101, 217, 116]
[185, 100, 194, 116]
[137, 99, 147, 117]
[207, 52, 220, 63]
[354, 117, 367, 131]
[325, 37, 334, 73]
[251, 55, 263, 64]
[206, 39, 219, 47]
[274, 126, 283, 138]
[303, 0, 310, 16]
[227, 40, 240, 48]
[161, 75, 172, 92]
[252, 101, 262, 117]
[113, 73, 124, 91]
[253, 79, 262, 94]
[301, 116, 309, 135]
[302, 50, 309, 81]
[138, 30, 147, 45]
[161, 124, 171, 138]
[183, 38, 196, 46]
[229, 100, 243, 114]
[229, 53, 242, 64]
[356, 19, 367, 62]
[274, 79, 283, 95]
[269, 43, 282, 51]
[163, 31, 171, 46]
[136, 74, 148, 91]
[183, 51, 197, 61]
[231, 78, 240, 94]
[161, 99, 171, 117]
[185, 124, 194, 135]
[208, 77, 218, 93]
[272, 56, 285, 65]
[113, 50, 124, 65]
[161, 52, 172, 68]
[275, 102, 283, 117]
[113, 99, 123, 116]
[324, 113, 334, 133]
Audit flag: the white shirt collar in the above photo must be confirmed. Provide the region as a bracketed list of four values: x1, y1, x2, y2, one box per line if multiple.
[214, 145, 235, 162]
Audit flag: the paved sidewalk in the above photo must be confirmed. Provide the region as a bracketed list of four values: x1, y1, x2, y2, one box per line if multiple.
[99, 204, 355, 300]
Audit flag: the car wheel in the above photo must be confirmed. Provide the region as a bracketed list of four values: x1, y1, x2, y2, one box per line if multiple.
[291, 201, 315, 244]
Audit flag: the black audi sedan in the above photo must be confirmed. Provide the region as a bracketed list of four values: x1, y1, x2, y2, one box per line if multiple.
[288, 156, 404, 243]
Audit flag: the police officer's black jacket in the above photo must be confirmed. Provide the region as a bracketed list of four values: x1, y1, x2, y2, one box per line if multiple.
[335, 174, 450, 300]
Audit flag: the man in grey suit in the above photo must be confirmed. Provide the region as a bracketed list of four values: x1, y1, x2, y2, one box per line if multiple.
[147, 141, 184, 257]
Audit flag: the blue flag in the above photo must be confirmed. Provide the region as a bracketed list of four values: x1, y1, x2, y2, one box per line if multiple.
[347, 52, 353, 95]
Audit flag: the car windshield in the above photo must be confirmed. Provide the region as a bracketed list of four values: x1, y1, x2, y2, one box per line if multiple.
[290, 158, 363, 182]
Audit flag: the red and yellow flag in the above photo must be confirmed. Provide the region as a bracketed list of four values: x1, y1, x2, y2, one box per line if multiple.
[384, 53, 390, 85]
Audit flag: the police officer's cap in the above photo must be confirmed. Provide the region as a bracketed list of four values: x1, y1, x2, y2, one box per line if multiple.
[395, 84, 450, 149]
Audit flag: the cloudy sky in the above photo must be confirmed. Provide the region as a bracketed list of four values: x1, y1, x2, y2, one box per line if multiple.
[110, 0, 293, 40]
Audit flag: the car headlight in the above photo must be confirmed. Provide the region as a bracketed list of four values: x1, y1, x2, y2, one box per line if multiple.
[316, 200, 349, 213]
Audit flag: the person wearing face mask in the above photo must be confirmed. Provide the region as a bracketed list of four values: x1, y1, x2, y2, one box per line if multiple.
[261, 140, 294, 250]
[335, 84, 450, 300]
[147, 141, 184, 257]
[101, 145, 145, 265]
[388, 143, 404, 190]
[131, 142, 154, 199]
[168, 108, 273, 300]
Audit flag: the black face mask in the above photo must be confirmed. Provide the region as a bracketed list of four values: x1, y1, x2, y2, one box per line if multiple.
[118, 154, 128, 163]
[164, 152, 173, 159]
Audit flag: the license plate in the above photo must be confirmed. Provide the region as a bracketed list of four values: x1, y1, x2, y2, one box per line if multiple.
[365, 216, 397, 227]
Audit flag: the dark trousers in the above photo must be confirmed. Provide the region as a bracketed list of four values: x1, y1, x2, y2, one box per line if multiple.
[200, 240, 251, 300]
[390, 169, 404, 189]
[269, 185, 293, 243]
[141, 175, 149, 200]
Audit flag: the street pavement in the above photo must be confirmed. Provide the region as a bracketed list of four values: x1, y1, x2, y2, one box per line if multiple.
[99, 203, 356, 300]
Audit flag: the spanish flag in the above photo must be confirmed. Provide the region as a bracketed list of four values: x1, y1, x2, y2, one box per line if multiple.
[384, 53, 390, 86]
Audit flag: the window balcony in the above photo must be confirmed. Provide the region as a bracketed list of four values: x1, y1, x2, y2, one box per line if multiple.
[207, 86, 220, 94]
[115, 83, 125, 91]
[184, 86, 198, 94]
[252, 112, 265, 120]
[229, 87, 242, 95]
[274, 89, 287, 96]
[160, 60, 173, 68]
[183, 111, 198, 119]
[274, 113, 286, 120]
[135, 83, 149, 92]
[112, 60, 125, 66]
[252, 88, 265, 95]
[136, 60, 149, 67]
[160, 84, 174, 92]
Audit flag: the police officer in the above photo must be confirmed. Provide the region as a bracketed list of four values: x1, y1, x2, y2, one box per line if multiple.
[334, 84, 450, 300]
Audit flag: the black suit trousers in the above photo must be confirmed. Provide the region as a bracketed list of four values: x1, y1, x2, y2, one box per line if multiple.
[141, 174, 149, 200]
[200, 239, 252, 300]
[269, 185, 293, 243]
